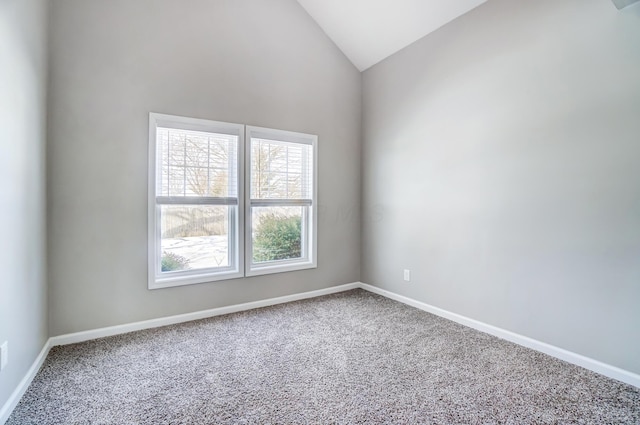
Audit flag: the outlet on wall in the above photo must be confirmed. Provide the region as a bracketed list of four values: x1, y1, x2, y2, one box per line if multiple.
[403, 269, 411, 282]
[0, 341, 8, 371]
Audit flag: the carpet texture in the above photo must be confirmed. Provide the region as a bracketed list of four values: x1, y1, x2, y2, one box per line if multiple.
[7, 289, 640, 424]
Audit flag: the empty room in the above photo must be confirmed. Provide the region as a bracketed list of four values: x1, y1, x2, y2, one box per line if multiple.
[1, 0, 639, 423]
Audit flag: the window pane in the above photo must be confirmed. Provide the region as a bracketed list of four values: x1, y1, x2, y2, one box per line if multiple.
[157, 128, 238, 198]
[251, 138, 312, 200]
[160, 205, 231, 272]
[252, 206, 306, 263]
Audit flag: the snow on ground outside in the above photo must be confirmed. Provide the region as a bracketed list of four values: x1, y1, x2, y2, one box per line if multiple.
[162, 235, 229, 269]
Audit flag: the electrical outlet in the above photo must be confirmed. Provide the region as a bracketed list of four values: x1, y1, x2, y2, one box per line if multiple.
[0, 341, 7, 371]
[403, 269, 411, 282]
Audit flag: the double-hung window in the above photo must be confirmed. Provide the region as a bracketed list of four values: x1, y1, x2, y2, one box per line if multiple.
[148, 113, 244, 289]
[246, 126, 317, 276]
[148, 114, 316, 288]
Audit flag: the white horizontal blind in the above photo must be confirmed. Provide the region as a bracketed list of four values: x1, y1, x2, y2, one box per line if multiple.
[156, 127, 238, 204]
[250, 138, 313, 206]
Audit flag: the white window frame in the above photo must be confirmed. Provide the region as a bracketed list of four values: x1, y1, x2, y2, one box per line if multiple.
[148, 113, 245, 289]
[245, 126, 318, 277]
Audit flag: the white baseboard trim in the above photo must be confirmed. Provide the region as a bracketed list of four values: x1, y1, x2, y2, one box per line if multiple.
[359, 282, 640, 389]
[51, 282, 360, 346]
[0, 338, 52, 425]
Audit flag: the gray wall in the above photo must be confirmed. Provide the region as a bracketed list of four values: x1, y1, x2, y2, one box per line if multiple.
[362, 0, 640, 374]
[48, 0, 361, 335]
[0, 0, 49, 410]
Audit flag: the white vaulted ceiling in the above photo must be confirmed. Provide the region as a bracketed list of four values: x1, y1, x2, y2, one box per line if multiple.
[296, 0, 487, 71]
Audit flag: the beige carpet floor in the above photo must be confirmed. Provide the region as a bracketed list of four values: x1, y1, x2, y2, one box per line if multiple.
[7, 289, 640, 424]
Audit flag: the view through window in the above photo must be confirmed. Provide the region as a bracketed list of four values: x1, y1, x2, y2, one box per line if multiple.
[149, 115, 317, 288]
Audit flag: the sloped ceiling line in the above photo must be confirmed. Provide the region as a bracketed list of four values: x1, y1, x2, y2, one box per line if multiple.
[296, 0, 488, 71]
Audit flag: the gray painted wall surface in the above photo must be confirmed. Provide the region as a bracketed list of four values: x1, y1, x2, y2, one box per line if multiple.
[362, 0, 640, 374]
[0, 0, 49, 409]
[48, 0, 361, 335]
